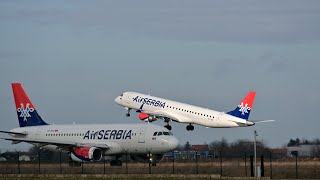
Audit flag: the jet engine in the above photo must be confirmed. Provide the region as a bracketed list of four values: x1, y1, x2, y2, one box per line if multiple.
[139, 113, 157, 122]
[130, 154, 164, 163]
[70, 147, 102, 162]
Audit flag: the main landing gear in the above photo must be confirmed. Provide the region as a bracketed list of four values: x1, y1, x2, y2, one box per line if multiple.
[164, 124, 172, 131]
[186, 123, 194, 131]
[164, 117, 172, 131]
[125, 107, 131, 117]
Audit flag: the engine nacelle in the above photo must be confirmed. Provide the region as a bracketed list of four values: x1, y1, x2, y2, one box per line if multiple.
[139, 113, 157, 122]
[148, 115, 157, 122]
[70, 147, 102, 162]
[130, 154, 164, 163]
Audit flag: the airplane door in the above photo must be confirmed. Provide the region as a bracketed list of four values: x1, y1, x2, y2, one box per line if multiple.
[138, 126, 147, 143]
[216, 113, 222, 126]
[35, 127, 41, 140]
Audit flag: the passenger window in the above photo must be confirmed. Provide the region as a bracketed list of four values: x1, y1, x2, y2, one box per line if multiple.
[158, 132, 163, 136]
[153, 132, 157, 136]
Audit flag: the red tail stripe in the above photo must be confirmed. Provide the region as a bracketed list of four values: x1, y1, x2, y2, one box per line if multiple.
[241, 91, 256, 108]
[12, 83, 35, 109]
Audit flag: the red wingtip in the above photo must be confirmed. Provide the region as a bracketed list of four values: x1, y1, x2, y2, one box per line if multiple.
[12, 83, 35, 109]
[241, 91, 256, 108]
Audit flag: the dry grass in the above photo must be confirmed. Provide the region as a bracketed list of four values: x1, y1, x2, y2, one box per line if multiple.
[0, 158, 319, 179]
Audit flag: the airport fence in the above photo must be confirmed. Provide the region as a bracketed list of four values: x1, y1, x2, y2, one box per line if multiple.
[0, 151, 319, 179]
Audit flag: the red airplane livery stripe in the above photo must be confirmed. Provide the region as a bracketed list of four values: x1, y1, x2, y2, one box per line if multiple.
[241, 91, 256, 108]
[12, 83, 35, 109]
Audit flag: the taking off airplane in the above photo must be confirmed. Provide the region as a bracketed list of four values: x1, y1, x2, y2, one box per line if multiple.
[115, 91, 273, 131]
[0, 83, 179, 166]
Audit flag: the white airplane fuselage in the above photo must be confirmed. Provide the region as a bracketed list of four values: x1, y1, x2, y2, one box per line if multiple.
[8, 123, 179, 155]
[115, 92, 255, 128]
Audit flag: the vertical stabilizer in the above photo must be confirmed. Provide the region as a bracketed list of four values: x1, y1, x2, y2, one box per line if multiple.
[227, 91, 256, 120]
[12, 83, 48, 127]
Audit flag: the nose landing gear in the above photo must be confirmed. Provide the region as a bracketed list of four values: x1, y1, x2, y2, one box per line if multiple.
[125, 107, 131, 117]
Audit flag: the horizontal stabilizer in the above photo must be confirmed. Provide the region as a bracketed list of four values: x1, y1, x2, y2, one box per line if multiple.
[253, 120, 275, 123]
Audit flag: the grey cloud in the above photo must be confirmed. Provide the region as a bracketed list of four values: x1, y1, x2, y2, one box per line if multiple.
[2, 1, 320, 43]
[259, 53, 289, 73]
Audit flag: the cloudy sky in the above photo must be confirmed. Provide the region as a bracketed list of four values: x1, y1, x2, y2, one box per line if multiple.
[1, 1, 319, 151]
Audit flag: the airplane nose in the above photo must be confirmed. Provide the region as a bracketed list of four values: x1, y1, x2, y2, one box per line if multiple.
[168, 137, 179, 150]
[114, 96, 120, 104]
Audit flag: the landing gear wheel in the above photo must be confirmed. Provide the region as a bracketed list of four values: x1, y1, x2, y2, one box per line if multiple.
[190, 125, 194, 131]
[125, 108, 131, 117]
[186, 124, 194, 131]
[164, 124, 172, 131]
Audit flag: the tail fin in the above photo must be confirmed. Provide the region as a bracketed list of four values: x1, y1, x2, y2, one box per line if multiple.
[12, 83, 48, 127]
[227, 91, 256, 120]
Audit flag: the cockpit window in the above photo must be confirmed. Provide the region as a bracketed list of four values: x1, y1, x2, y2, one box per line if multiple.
[157, 132, 163, 136]
[163, 132, 170, 136]
[153, 132, 157, 136]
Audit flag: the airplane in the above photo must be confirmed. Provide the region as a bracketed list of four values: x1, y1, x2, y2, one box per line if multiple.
[0, 83, 179, 166]
[115, 91, 273, 131]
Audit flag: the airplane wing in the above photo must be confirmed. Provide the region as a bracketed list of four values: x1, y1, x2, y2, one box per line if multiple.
[0, 137, 109, 150]
[0, 131, 28, 135]
[144, 110, 193, 123]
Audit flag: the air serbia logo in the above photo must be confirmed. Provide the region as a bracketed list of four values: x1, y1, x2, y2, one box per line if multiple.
[17, 103, 34, 121]
[132, 96, 166, 108]
[237, 102, 251, 115]
[83, 129, 132, 140]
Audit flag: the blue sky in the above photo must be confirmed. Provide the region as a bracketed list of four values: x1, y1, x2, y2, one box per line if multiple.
[1, 0, 320, 150]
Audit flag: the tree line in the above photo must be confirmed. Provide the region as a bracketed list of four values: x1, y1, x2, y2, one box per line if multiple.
[179, 137, 320, 158]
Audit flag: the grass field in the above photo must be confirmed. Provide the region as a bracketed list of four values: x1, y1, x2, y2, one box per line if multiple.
[0, 158, 319, 179]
